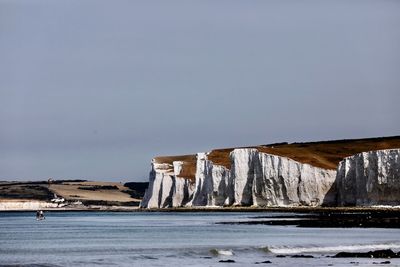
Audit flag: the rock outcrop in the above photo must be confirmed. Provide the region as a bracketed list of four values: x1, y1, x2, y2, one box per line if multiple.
[236, 149, 337, 206]
[229, 149, 338, 206]
[140, 161, 195, 208]
[140, 149, 337, 208]
[189, 153, 232, 206]
[336, 149, 400, 206]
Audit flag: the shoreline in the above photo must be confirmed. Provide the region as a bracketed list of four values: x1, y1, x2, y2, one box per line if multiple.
[3, 206, 399, 229]
[2, 205, 400, 213]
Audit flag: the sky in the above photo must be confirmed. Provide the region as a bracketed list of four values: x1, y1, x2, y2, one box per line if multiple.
[0, 0, 399, 182]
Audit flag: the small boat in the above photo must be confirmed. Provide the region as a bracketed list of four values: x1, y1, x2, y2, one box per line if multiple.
[36, 210, 45, 221]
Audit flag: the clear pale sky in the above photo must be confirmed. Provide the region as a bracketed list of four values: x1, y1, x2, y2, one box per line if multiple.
[1, 0, 399, 182]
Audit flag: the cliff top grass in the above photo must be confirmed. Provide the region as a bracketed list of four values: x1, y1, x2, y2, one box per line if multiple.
[154, 136, 400, 180]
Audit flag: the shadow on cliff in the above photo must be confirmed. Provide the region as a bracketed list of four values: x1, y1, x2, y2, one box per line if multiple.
[322, 180, 338, 207]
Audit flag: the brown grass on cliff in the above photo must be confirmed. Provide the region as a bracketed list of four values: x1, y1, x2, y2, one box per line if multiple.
[153, 136, 400, 180]
[209, 136, 400, 170]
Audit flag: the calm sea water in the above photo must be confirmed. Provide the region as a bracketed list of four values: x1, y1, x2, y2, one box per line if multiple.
[1, 212, 400, 267]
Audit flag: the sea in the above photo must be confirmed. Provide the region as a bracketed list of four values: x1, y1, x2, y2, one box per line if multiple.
[1, 212, 400, 267]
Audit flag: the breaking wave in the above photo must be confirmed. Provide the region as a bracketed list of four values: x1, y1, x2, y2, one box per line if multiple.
[210, 249, 234, 256]
[262, 243, 400, 254]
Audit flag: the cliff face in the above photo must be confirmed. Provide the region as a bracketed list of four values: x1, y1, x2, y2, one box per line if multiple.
[336, 149, 400, 206]
[140, 136, 400, 208]
[140, 162, 195, 208]
[237, 149, 337, 206]
[140, 149, 337, 208]
[190, 153, 232, 206]
[229, 149, 337, 206]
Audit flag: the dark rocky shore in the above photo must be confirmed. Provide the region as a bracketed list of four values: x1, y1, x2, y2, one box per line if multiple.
[216, 210, 400, 228]
[216, 250, 400, 266]
[333, 249, 400, 258]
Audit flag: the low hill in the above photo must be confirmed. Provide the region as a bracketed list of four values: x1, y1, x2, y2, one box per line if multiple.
[0, 180, 147, 207]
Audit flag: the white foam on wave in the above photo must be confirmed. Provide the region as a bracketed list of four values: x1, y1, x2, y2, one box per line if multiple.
[210, 249, 234, 256]
[263, 243, 400, 254]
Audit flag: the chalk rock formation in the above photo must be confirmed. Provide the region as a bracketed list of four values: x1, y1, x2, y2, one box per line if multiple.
[231, 149, 337, 206]
[141, 149, 337, 208]
[140, 161, 194, 208]
[231, 149, 259, 206]
[336, 149, 400, 206]
[190, 153, 232, 206]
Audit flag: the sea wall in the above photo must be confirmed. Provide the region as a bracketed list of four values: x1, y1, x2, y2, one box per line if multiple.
[0, 200, 59, 211]
[336, 149, 400, 206]
[140, 149, 337, 208]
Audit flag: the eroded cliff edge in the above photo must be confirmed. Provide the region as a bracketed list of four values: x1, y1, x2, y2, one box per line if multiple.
[337, 149, 400, 206]
[140, 137, 400, 208]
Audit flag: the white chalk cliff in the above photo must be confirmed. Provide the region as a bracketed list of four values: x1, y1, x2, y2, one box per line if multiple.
[140, 148, 338, 208]
[336, 149, 400, 206]
[189, 153, 232, 207]
[141, 147, 400, 208]
[140, 161, 195, 208]
[231, 149, 337, 206]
